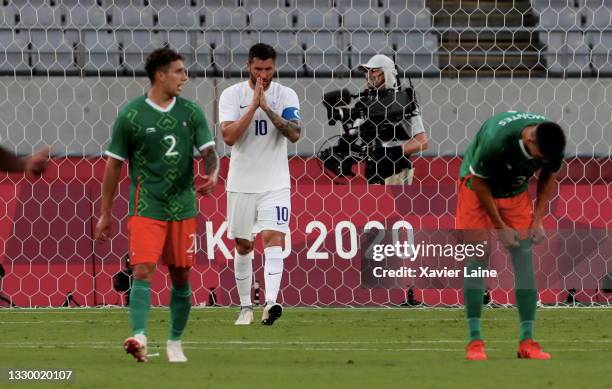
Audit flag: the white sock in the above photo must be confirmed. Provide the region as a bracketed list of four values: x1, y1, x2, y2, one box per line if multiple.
[234, 250, 253, 307]
[264, 246, 284, 304]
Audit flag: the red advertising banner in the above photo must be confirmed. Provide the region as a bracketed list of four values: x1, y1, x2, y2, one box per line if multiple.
[0, 157, 610, 307]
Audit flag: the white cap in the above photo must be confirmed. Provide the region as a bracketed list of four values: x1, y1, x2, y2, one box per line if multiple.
[358, 54, 395, 71]
[358, 54, 398, 89]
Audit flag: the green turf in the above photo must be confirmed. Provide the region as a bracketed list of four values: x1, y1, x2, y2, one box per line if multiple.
[0, 307, 611, 389]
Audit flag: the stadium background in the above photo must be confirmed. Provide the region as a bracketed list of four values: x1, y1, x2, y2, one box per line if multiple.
[0, 0, 610, 307]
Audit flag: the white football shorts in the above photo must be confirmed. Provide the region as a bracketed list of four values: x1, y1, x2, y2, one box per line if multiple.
[227, 188, 291, 240]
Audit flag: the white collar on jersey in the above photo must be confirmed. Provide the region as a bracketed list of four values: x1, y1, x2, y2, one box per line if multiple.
[518, 139, 534, 159]
[145, 96, 176, 113]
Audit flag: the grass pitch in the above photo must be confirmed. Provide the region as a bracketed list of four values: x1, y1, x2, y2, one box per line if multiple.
[1, 307, 611, 389]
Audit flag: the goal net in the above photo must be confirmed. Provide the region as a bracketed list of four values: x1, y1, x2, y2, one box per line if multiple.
[0, 0, 610, 307]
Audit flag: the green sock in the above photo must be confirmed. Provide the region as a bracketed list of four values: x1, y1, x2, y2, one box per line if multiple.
[510, 239, 537, 341]
[169, 283, 192, 341]
[519, 320, 534, 341]
[129, 279, 151, 336]
[467, 318, 482, 341]
[464, 259, 487, 341]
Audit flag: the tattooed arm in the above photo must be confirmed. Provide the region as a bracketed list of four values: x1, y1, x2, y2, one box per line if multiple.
[197, 145, 219, 196]
[261, 106, 301, 143]
[200, 145, 219, 177]
[259, 87, 301, 143]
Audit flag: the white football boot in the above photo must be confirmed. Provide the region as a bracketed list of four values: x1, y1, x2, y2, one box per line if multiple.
[166, 340, 188, 363]
[235, 306, 254, 325]
[261, 303, 283, 325]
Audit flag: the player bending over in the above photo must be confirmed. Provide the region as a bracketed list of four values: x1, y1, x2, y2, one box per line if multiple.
[95, 48, 218, 362]
[457, 111, 566, 360]
[219, 43, 301, 325]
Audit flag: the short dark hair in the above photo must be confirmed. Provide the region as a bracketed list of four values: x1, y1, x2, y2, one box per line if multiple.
[248, 43, 276, 62]
[535, 121, 566, 160]
[145, 48, 183, 83]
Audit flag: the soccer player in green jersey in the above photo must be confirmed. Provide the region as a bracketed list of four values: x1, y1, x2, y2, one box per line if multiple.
[94, 48, 218, 363]
[456, 111, 566, 360]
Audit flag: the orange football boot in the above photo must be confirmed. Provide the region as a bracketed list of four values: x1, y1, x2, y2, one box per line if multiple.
[466, 339, 488, 360]
[517, 339, 551, 359]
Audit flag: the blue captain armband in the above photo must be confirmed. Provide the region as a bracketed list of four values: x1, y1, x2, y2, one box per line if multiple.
[282, 107, 300, 121]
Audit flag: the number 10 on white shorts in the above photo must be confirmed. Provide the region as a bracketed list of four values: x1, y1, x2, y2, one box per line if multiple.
[227, 188, 291, 241]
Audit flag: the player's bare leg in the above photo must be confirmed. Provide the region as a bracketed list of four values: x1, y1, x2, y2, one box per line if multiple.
[124, 263, 155, 362]
[261, 230, 284, 325]
[166, 265, 191, 362]
[234, 239, 255, 325]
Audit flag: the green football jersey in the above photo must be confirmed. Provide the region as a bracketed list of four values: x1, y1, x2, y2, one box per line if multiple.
[459, 111, 563, 198]
[106, 95, 214, 221]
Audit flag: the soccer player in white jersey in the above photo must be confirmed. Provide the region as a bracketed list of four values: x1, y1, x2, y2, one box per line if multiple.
[219, 43, 301, 326]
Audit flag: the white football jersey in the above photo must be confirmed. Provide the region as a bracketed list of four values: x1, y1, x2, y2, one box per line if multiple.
[219, 81, 300, 193]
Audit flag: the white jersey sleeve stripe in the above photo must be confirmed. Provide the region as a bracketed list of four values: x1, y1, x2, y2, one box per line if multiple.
[105, 150, 126, 161]
[469, 165, 488, 178]
[198, 140, 216, 151]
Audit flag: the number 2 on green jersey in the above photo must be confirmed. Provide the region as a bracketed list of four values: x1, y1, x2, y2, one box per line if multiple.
[164, 135, 179, 156]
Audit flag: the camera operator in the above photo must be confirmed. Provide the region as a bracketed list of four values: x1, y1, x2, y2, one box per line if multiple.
[319, 54, 428, 184]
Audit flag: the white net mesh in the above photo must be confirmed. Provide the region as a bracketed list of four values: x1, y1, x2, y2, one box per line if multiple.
[0, 0, 610, 307]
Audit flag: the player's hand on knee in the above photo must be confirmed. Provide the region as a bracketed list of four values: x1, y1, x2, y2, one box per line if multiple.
[94, 214, 112, 242]
[528, 219, 546, 244]
[497, 227, 520, 248]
